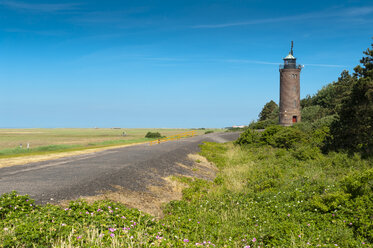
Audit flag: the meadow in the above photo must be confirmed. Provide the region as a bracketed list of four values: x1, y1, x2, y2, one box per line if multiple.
[0, 128, 215, 158]
[1, 139, 371, 247]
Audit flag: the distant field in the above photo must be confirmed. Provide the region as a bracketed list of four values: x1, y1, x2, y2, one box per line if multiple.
[0, 128, 221, 158]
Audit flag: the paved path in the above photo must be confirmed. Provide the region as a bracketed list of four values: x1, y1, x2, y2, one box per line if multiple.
[0, 132, 240, 204]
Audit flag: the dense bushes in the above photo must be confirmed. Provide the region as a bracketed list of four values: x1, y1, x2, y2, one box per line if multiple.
[234, 128, 260, 145]
[144, 132, 162, 138]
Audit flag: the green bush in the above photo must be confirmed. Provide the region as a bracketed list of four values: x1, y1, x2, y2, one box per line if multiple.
[259, 125, 283, 145]
[249, 119, 277, 129]
[204, 130, 214, 134]
[292, 145, 321, 161]
[301, 105, 328, 122]
[234, 129, 260, 146]
[272, 127, 306, 149]
[145, 132, 162, 138]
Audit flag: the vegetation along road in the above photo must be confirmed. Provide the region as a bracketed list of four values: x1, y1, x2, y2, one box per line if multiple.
[0, 132, 240, 205]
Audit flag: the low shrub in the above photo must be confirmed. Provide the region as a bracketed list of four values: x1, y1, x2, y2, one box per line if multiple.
[234, 129, 260, 146]
[204, 130, 214, 134]
[271, 127, 306, 149]
[144, 132, 162, 138]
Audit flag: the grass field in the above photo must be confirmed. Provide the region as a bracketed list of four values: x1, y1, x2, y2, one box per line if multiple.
[0, 128, 219, 158]
[1, 141, 371, 247]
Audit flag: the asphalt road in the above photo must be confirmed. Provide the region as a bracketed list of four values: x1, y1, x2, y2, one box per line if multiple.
[0, 132, 240, 204]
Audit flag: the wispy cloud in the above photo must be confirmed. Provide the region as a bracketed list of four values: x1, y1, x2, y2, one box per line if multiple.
[192, 6, 373, 29]
[216, 59, 279, 65]
[0, 1, 80, 12]
[4, 28, 67, 36]
[304, 63, 347, 68]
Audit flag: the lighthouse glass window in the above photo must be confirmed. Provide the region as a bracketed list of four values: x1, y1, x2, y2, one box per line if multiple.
[291, 74, 297, 79]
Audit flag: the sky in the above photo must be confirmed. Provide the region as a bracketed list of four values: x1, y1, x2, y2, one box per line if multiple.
[0, 0, 372, 128]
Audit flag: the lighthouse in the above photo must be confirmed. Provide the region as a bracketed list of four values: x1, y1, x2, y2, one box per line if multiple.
[279, 41, 302, 126]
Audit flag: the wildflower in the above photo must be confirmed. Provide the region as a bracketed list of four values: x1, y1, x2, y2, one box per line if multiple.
[110, 233, 115, 238]
[77, 236, 82, 239]
[307, 223, 310, 226]
[130, 236, 133, 239]
[197, 221, 200, 224]
[97, 208, 102, 212]
[334, 244, 338, 247]
[349, 223, 353, 225]
[252, 238, 257, 242]
[61, 223, 66, 226]
[298, 235, 301, 238]
[86, 211, 89, 214]
[3, 228, 8, 231]
[287, 214, 290, 217]
[244, 246, 251, 248]
[109, 228, 116, 232]
[183, 239, 189, 242]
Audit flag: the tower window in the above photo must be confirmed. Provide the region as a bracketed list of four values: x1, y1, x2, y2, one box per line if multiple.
[291, 74, 297, 79]
[294, 100, 297, 107]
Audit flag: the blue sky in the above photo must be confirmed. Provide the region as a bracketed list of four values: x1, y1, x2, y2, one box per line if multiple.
[0, 0, 372, 128]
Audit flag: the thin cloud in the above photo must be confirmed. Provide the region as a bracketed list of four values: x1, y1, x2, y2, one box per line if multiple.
[4, 28, 67, 36]
[217, 59, 346, 68]
[0, 1, 80, 12]
[192, 6, 373, 29]
[218, 59, 279, 65]
[304, 63, 347, 68]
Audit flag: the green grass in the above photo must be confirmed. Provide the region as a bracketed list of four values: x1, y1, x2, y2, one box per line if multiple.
[0, 138, 151, 159]
[1, 141, 371, 247]
[0, 128, 221, 158]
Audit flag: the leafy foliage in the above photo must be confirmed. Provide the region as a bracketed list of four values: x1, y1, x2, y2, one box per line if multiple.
[258, 100, 278, 121]
[144, 132, 162, 138]
[234, 128, 260, 146]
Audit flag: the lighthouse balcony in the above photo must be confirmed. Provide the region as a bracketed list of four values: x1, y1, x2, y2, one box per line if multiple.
[279, 64, 302, 70]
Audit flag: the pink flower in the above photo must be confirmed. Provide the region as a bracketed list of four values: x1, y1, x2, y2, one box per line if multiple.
[110, 233, 115, 237]
[252, 237, 257, 242]
[77, 236, 82, 239]
[183, 239, 189, 242]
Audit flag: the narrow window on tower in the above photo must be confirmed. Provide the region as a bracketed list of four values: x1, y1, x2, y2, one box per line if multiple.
[294, 100, 297, 107]
[291, 74, 297, 79]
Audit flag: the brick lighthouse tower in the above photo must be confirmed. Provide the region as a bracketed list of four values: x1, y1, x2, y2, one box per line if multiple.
[279, 41, 302, 126]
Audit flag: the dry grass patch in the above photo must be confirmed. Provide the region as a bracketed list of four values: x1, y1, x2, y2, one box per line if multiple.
[81, 177, 187, 218]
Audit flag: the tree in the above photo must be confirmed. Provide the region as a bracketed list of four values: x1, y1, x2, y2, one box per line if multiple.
[258, 100, 278, 121]
[354, 42, 373, 79]
[328, 42, 373, 156]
